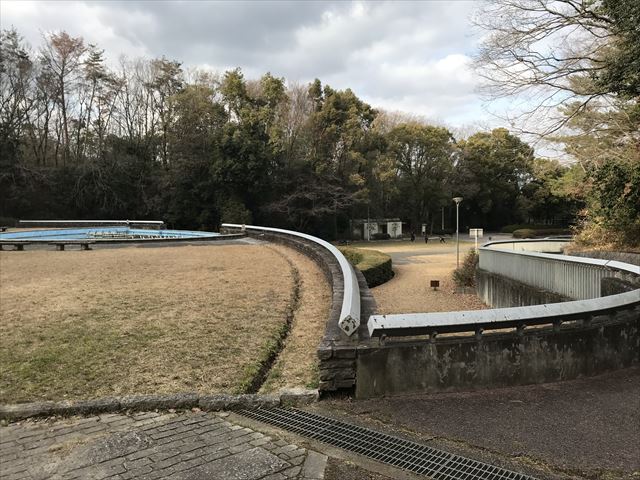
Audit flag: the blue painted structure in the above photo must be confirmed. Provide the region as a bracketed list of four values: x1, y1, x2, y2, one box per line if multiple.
[0, 227, 220, 241]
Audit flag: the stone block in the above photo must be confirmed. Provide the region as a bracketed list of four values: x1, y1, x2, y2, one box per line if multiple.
[279, 388, 319, 406]
[332, 347, 356, 359]
[302, 450, 328, 479]
[319, 368, 355, 381]
[199, 394, 236, 411]
[318, 381, 337, 391]
[332, 379, 356, 389]
[318, 359, 355, 369]
[236, 394, 280, 409]
[317, 346, 333, 360]
[0, 402, 56, 420]
[120, 393, 197, 412]
[71, 397, 121, 415]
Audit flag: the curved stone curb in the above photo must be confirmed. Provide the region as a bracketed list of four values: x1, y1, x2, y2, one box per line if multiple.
[0, 390, 319, 422]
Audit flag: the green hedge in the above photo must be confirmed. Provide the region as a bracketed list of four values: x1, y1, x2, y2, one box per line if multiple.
[371, 232, 391, 240]
[0, 217, 16, 227]
[512, 228, 572, 238]
[338, 246, 394, 288]
[501, 224, 566, 234]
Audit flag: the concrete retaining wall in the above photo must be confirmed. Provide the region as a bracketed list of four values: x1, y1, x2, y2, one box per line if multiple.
[477, 268, 569, 307]
[355, 306, 640, 398]
[235, 229, 375, 392]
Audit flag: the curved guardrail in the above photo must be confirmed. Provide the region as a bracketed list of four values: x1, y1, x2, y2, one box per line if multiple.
[368, 239, 640, 338]
[221, 223, 361, 336]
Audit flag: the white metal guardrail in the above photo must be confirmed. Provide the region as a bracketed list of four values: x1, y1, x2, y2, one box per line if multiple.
[368, 239, 640, 338]
[222, 224, 361, 336]
[485, 239, 568, 253]
[480, 240, 619, 300]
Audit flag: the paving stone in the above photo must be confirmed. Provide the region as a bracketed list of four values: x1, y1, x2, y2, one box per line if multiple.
[181, 447, 289, 480]
[0, 411, 326, 480]
[282, 465, 302, 478]
[301, 451, 328, 480]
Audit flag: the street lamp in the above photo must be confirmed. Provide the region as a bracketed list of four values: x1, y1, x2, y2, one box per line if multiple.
[453, 197, 463, 269]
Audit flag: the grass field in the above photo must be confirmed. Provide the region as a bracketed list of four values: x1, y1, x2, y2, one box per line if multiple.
[0, 244, 306, 403]
[260, 246, 331, 393]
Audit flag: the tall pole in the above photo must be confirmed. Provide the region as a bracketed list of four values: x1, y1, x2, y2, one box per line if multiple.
[453, 197, 463, 269]
[367, 205, 370, 242]
[456, 203, 459, 268]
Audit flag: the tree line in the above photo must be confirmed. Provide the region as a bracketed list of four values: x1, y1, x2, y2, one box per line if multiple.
[1, 6, 635, 245]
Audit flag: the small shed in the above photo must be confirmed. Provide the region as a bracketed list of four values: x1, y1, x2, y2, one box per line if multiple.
[351, 218, 403, 240]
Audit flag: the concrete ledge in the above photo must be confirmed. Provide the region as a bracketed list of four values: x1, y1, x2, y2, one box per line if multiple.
[357, 306, 640, 398]
[0, 390, 319, 422]
[220, 225, 372, 392]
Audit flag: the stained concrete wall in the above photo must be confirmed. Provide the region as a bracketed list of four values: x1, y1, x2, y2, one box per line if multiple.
[355, 263, 639, 398]
[237, 229, 376, 392]
[355, 307, 640, 398]
[477, 268, 569, 307]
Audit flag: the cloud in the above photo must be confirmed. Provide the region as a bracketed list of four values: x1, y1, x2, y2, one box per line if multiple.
[1, 0, 495, 127]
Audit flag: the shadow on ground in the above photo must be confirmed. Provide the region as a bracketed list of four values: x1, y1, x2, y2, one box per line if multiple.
[314, 367, 640, 479]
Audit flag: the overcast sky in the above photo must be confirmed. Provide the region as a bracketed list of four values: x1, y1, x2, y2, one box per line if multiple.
[1, 0, 506, 131]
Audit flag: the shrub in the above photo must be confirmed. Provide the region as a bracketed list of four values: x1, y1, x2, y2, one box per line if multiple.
[577, 160, 640, 249]
[512, 228, 536, 238]
[501, 223, 566, 233]
[371, 232, 391, 240]
[452, 250, 479, 288]
[220, 197, 252, 225]
[0, 217, 16, 227]
[512, 228, 572, 238]
[338, 246, 394, 287]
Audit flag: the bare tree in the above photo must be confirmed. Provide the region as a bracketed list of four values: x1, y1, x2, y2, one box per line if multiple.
[39, 31, 86, 164]
[0, 29, 35, 158]
[473, 0, 613, 136]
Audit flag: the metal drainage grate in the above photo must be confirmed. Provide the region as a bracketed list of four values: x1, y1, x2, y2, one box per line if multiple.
[238, 407, 537, 480]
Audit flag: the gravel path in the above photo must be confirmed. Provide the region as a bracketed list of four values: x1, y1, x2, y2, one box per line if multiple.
[356, 241, 487, 314]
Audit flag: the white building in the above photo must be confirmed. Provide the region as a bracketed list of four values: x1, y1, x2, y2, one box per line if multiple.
[351, 218, 404, 240]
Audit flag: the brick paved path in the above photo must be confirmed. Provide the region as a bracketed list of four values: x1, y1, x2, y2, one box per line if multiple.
[0, 411, 327, 480]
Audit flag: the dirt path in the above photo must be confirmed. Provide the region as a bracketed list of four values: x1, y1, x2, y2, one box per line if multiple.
[351, 240, 486, 314]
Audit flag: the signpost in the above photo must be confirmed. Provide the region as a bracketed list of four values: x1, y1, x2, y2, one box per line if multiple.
[453, 197, 463, 268]
[470, 228, 483, 251]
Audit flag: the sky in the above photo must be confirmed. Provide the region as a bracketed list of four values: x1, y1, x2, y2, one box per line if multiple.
[1, 0, 508, 133]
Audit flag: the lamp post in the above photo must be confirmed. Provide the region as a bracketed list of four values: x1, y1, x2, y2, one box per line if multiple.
[453, 197, 463, 269]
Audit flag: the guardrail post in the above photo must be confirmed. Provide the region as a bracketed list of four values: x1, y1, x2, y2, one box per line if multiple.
[475, 327, 483, 341]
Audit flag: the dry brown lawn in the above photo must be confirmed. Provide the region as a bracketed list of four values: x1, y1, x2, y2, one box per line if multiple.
[0, 244, 296, 403]
[351, 241, 487, 314]
[260, 246, 331, 393]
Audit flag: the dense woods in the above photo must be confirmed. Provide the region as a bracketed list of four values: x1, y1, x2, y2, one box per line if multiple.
[1, 0, 637, 246]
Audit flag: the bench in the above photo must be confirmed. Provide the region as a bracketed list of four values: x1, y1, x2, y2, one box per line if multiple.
[0, 240, 29, 251]
[49, 241, 95, 251]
